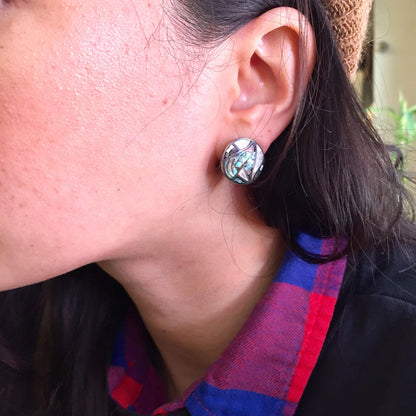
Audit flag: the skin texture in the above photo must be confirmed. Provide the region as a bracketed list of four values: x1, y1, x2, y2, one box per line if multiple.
[0, 0, 315, 398]
[0, 0, 205, 287]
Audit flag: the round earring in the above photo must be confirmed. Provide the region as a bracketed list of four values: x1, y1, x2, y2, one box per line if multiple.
[220, 138, 265, 185]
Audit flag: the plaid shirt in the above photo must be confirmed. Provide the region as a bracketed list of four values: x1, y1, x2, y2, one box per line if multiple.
[109, 233, 346, 416]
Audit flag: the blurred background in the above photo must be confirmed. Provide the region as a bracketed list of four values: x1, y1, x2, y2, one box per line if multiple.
[355, 0, 416, 171]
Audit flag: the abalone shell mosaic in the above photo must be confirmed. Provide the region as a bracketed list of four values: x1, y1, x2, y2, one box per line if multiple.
[221, 138, 264, 185]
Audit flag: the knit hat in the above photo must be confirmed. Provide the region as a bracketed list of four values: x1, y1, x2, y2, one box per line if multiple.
[323, 0, 373, 76]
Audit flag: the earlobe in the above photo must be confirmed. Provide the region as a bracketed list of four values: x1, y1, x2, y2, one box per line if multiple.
[224, 7, 316, 153]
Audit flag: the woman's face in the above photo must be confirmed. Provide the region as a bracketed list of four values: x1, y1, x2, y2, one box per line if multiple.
[0, 0, 225, 289]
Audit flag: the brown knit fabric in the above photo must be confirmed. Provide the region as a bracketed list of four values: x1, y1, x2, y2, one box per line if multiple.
[323, 0, 373, 77]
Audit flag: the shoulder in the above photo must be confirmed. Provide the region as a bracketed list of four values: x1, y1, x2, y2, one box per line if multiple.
[296, 242, 416, 416]
[347, 242, 416, 304]
[339, 242, 416, 328]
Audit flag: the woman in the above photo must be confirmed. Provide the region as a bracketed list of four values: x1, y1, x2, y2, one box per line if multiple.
[0, 0, 415, 415]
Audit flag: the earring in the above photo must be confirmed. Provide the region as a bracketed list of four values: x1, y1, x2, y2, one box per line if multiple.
[220, 138, 265, 185]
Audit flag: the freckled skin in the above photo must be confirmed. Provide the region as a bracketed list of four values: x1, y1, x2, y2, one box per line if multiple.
[0, 0, 224, 289]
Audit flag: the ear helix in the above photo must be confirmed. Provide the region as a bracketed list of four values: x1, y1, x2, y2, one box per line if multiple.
[220, 138, 265, 185]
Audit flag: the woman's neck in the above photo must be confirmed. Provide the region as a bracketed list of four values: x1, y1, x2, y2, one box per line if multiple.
[99, 187, 286, 399]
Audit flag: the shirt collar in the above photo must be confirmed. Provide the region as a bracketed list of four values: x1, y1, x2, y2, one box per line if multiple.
[109, 233, 346, 416]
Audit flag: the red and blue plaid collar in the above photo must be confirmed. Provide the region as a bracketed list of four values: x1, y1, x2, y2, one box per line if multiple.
[108, 233, 347, 416]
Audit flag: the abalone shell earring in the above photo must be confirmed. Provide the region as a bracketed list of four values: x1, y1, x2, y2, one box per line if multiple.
[220, 138, 265, 185]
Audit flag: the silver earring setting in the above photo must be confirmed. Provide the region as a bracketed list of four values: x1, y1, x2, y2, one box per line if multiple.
[220, 138, 265, 185]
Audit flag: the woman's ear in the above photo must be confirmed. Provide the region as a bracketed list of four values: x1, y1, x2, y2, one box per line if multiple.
[213, 7, 316, 158]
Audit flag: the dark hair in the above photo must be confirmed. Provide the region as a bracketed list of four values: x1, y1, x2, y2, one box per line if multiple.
[173, 0, 415, 261]
[1, 1, 414, 415]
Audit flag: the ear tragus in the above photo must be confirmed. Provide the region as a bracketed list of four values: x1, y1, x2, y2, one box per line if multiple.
[231, 24, 300, 124]
[231, 52, 277, 111]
